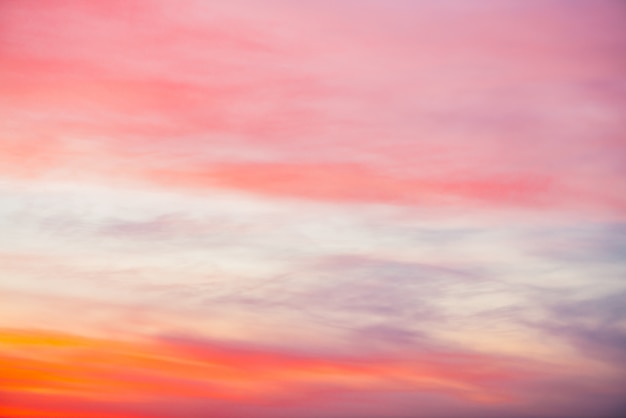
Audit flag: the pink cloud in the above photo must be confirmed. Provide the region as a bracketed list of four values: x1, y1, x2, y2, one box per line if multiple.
[0, 0, 623, 218]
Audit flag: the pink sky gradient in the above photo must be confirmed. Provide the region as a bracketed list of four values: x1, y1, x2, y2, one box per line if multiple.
[1, 0, 625, 417]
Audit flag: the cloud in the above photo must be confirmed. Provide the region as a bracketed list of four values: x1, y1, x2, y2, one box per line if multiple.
[2, 324, 620, 416]
[203, 254, 501, 347]
[525, 223, 626, 264]
[1, 0, 624, 217]
[0, 328, 547, 417]
[1, 1, 626, 417]
[533, 292, 626, 367]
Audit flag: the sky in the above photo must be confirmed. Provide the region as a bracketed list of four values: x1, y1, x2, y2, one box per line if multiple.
[0, 0, 625, 417]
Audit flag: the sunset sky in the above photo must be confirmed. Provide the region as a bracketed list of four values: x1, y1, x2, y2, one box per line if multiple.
[1, 0, 625, 417]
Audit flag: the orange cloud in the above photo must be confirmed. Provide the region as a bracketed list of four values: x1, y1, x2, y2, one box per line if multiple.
[0, 327, 538, 417]
[0, 406, 153, 418]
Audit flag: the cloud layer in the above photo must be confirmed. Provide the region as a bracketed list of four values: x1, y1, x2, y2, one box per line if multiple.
[1, 0, 625, 417]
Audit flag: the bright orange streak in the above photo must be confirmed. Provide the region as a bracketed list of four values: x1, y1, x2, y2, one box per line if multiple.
[0, 327, 538, 418]
[0, 407, 151, 418]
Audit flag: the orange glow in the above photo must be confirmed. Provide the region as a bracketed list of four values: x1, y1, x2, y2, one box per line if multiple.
[0, 328, 533, 416]
[0, 407, 153, 418]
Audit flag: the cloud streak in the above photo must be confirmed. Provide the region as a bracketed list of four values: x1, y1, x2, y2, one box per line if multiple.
[0, 328, 546, 417]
